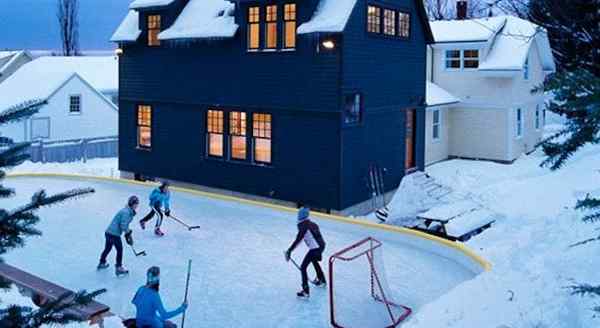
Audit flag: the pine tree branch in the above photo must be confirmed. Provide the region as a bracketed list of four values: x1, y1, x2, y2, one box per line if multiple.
[0, 142, 32, 170]
[569, 284, 600, 298]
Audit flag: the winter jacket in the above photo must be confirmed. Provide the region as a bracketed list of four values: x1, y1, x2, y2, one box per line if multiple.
[132, 286, 186, 328]
[288, 220, 326, 252]
[105, 207, 135, 237]
[149, 188, 170, 211]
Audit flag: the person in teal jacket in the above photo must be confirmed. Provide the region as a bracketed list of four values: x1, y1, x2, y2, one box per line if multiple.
[140, 181, 171, 237]
[132, 266, 188, 328]
[98, 196, 139, 276]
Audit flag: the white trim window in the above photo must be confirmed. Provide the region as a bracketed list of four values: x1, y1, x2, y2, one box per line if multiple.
[444, 50, 461, 69]
[524, 57, 530, 80]
[69, 95, 81, 114]
[432, 109, 441, 141]
[516, 108, 524, 138]
[535, 105, 540, 130]
[445, 49, 479, 70]
[31, 117, 50, 140]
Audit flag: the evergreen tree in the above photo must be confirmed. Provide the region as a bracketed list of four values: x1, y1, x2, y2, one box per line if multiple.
[529, 0, 600, 315]
[0, 100, 104, 327]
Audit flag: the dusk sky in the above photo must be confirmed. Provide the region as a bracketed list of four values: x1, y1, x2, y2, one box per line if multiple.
[0, 0, 130, 51]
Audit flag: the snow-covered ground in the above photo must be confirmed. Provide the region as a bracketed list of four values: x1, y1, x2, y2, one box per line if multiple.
[2, 176, 478, 328]
[8, 158, 119, 178]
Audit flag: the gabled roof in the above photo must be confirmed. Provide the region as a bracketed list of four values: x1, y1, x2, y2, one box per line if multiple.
[0, 57, 119, 111]
[130, 0, 176, 10]
[111, 11, 141, 43]
[159, 0, 238, 40]
[431, 15, 556, 73]
[426, 82, 460, 107]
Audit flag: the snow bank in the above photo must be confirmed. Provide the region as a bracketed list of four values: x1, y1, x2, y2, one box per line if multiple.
[403, 138, 600, 327]
[426, 82, 460, 107]
[110, 11, 141, 43]
[297, 0, 357, 34]
[130, 0, 176, 9]
[158, 0, 238, 40]
[7, 158, 119, 178]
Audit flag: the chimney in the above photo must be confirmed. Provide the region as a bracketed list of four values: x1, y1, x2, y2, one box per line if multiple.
[456, 0, 468, 20]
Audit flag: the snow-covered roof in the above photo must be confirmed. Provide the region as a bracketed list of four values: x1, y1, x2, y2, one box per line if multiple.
[297, 0, 357, 34]
[0, 51, 18, 60]
[159, 0, 238, 40]
[0, 57, 118, 111]
[0, 51, 24, 73]
[130, 0, 176, 9]
[430, 16, 507, 43]
[426, 82, 460, 107]
[479, 16, 556, 72]
[111, 11, 141, 43]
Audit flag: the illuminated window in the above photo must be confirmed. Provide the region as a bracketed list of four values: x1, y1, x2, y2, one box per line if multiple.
[344, 94, 362, 125]
[137, 105, 152, 149]
[253, 113, 271, 164]
[384, 9, 396, 36]
[230, 112, 247, 160]
[147, 15, 161, 46]
[445, 50, 461, 69]
[284, 4, 296, 49]
[266, 5, 278, 49]
[463, 49, 479, 68]
[207, 110, 224, 157]
[248, 7, 260, 50]
[367, 6, 381, 33]
[398, 12, 410, 38]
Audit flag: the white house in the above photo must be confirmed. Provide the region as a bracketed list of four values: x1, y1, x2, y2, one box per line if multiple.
[0, 51, 33, 84]
[0, 56, 119, 142]
[425, 15, 556, 165]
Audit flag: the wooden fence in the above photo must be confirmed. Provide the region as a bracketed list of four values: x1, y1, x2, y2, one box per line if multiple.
[27, 136, 118, 163]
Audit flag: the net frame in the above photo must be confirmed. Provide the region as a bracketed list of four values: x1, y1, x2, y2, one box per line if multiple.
[328, 237, 412, 328]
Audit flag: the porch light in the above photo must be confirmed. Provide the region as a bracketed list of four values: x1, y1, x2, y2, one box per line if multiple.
[322, 40, 335, 49]
[115, 48, 124, 56]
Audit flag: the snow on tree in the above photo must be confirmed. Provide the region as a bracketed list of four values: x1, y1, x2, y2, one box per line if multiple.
[0, 100, 103, 327]
[530, 0, 600, 316]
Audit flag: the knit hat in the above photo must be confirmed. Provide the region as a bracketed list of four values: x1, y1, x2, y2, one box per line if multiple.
[160, 181, 170, 190]
[128, 195, 139, 207]
[147, 266, 160, 285]
[297, 207, 310, 223]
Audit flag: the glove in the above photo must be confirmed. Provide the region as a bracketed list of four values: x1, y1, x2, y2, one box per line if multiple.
[284, 250, 291, 262]
[125, 231, 133, 246]
[165, 209, 171, 217]
[181, 302, 189, 312]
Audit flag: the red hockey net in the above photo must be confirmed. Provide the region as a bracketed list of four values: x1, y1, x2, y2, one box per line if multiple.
[328, 237, 412, 328]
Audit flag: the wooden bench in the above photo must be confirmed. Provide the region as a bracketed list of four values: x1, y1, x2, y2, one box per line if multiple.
[0, 263, 111, 326]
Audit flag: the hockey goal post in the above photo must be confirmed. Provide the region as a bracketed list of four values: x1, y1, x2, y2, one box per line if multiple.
[328, 237, 412, 328]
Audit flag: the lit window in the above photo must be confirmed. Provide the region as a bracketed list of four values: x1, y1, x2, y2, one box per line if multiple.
[69, 95, 81, 113]
[207, 110, 224, 157]
[398, 12, 410, 38]
[344, 94, 362, 125]
[253, 113, 271, 164]
[367, 6, 381, 33]
[516, 108, 523, 138]
[445, 50, 461, 69]
[433, 109, 441, 140]
[524, 57, 530, 80]
[230, 112, 247, 160]
[248, 7, 260, 50]
[266, 5, 278, 49]
[147, 15, 161, 46]
[284, 4, 296, 49]
[384, 9, 396, 36]
[463, 49, 479, 69]
[137, 105, 152, 149]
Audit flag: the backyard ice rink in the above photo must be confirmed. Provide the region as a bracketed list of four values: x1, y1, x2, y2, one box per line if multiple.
[3, 176, 481, 327]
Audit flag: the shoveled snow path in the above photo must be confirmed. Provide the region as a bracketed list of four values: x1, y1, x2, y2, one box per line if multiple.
[3, 177, 476, 327]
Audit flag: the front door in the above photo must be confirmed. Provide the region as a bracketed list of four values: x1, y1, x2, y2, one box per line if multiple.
[405, 109, 416, 171]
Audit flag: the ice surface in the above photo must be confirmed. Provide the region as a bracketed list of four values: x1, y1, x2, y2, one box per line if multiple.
[297, 0, 357, 34]
[3, 176, 476, 327]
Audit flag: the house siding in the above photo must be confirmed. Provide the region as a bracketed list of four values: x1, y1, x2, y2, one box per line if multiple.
[425, 106, 450, 165]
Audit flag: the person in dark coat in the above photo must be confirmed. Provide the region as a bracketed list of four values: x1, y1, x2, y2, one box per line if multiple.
[285, 205, 327, 298]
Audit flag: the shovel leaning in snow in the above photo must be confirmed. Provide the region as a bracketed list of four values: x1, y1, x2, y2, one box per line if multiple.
[169, 215, 201, 231]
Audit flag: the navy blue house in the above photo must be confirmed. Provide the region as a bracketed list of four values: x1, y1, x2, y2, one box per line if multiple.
[112, 0, 433, 214]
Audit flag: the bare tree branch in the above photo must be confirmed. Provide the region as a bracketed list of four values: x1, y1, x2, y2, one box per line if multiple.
[57, 0, 80, 56]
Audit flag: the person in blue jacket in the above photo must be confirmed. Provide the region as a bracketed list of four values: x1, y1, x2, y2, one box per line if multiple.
[132, 266, 188, 328]
[140, 181, 171, 237]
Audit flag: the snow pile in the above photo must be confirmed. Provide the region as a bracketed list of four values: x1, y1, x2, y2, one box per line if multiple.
[430, 16, 506, 43]
[159, 0, 238, 40]
[7, 158, 119, 178]
[0, 288, 125, 327]
[130, 0, 176, 9]
[385, 174, 438, 227]
[426, 82, 460, 107]
[110, 11, 141, 43]
[297, 0, 357, 34]
[402, 141, 600, 327]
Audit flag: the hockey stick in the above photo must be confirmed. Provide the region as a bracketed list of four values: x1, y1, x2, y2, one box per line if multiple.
[169, 215, 201, 231]
[181, 259, 192, 328]
[130, 244, 147, 257]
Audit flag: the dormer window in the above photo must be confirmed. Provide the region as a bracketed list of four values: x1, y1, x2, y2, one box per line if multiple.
[284, 4, 296, 49]
[248, 7, 260, 50]
[367, 6, 381, 33]
[147, 15, 161, 47]
[463, 50, 479, 68]
[266, 5, 278, 49]
[445, 49, 479, 70]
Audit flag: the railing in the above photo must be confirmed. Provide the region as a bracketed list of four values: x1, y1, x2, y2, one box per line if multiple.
[27, 136, 118, 163]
